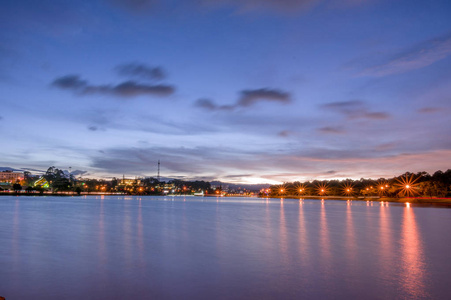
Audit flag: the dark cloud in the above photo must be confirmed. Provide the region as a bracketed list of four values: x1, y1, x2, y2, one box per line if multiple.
[317, 126, 345, 134]
[88, 126, 98, 131]
[196, 88, 291, 111]
[238, 88, 291, 107]
[195, 98, 234, 111]
[22, 168, 46, 174]
[0, 116, 3, 121]
[223, 174, 254, 178]
[321, 100, 390, 120]
[195, 99, 217, 110]
[360, 33, 451, 77]
[52, 75, 88, 89]
[115, 63, 166, 81]
[51, 75, 175, 98]
[70, 170, 88, 176]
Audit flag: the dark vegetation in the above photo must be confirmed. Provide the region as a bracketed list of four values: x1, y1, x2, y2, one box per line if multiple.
[263, 170, 451, 198]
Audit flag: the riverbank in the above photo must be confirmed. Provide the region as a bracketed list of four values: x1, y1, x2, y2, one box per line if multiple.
[260, 195, 451, 205]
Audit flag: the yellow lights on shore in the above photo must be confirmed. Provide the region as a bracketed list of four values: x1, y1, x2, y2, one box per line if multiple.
[377, 181, 389, 195]
[295, 183, 308, 196]
[342, 182, 354, 196]
[316, 182, 329, 196]
[396, 174, 420, 197]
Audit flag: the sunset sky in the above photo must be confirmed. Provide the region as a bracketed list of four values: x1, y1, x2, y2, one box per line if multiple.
[1, 0, 450, 183]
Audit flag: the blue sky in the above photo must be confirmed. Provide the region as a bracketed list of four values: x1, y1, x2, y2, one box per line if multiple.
[1, 0, 450, 183]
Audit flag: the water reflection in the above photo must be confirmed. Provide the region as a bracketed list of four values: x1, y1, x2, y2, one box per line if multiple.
[279, 200, 288, 266]
[298, 201, 308, 267]
[401, 205, 428, 298]
[138, 199, 144, 260]
[378, 201, 393, 284]
[2, 196, 450, 299]
[98, 198, 106, 263]
[345, 203, 356, 267]
[319, 201, 331, 274]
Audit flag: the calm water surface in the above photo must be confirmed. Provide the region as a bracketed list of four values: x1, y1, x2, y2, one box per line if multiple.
[1, 196, 451, 299]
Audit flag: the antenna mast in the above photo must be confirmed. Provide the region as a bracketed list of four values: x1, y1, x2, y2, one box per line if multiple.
[157, 160, 160, 182]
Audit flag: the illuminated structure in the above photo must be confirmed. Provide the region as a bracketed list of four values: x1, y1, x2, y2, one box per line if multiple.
[34, 177, 50, 189]
[0, 170, 23, 183]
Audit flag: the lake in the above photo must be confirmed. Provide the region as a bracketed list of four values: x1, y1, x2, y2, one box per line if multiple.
[1, 195, 450, 299]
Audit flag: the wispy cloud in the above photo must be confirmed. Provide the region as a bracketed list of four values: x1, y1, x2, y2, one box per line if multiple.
[110, 0, 319, 14]
[201, 0, 320, 13]
[51, 75, 175, 98]
[418, 107, 441, 114]
[317, 126, 345, 134]
[360, 33, 451, 77]
[115, 62, 166, 81]
[108, 0, 161, 13]
[195, 98, 234, 111]
[238, 88, 291, 106]
[321, 100, 389, 120]
[278, 130, 291, 137]
[109, 0, 374, 15]
[196, 88, 291, 111]
[90, 146, 257, 176]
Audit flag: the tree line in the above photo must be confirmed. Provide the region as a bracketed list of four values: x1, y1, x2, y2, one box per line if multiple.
[262, 170, 451, 198]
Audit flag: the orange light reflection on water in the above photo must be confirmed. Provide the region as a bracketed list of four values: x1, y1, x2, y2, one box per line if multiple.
[279, 199, 289, 271]
[298, 200, 308, 265]
[401, 205, 428, 298]
[319, 201, 331, 272]
[345, 202, 356, 269]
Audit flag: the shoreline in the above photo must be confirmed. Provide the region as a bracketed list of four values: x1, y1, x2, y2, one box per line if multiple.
[260, 195, 451, 206]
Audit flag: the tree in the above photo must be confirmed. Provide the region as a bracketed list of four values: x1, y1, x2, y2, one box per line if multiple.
[418, 181, 447, 198]
[75, 187, 82, 195]
[13, 183, 22, 193]
[44, 166, 71, 191]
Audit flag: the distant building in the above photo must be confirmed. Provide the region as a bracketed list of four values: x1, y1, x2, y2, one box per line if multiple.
[119, 178, 141, 186]
[0, 182, 12, 191]
[0, 170, 24, 183]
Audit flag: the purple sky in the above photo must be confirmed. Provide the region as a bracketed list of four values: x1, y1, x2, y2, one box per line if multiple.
[1, 0, 450, 183]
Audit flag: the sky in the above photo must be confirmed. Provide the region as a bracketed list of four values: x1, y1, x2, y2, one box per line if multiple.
[1, 0, 451, 184]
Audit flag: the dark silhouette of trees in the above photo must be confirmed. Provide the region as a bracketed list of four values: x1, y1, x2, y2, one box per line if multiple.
[44, 166, 71, 192]
[13, 183, 22, 193]
[264, 169, 450, 198]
